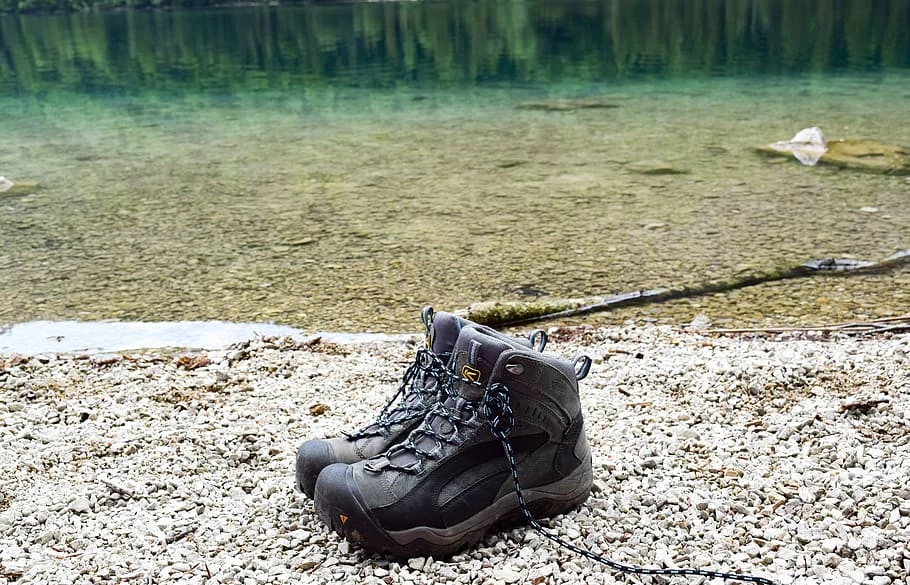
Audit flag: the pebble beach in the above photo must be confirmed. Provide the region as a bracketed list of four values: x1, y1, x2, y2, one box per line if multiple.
[1, 325, 908, 585]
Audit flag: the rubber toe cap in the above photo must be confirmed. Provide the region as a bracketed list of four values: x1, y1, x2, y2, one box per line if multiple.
[295, 439, 337, 498]
[313, 463, 358, 535]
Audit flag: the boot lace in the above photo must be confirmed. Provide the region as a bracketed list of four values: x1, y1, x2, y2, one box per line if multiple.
[346, 349, 449, 440]
[482, 382, 781, 585]
[379, 368, 484, 472]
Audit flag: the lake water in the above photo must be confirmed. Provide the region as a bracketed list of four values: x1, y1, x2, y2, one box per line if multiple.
[1, 0, 909, 346]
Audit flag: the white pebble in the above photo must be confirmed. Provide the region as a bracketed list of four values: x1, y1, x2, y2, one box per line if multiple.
[68, 497, 92, 515]
[492, 566, 523, 583]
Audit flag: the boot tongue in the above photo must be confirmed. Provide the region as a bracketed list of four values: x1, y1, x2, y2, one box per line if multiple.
[449, 325, 512, 400]
[426, 311, 463, 354]
[377, 316, 462, 428]
[355, 312, 460, 439]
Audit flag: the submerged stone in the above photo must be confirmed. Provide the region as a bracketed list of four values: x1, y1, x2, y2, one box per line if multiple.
[628, 160, 689, 175]
[0, 180, 40, 197]
[516, 97, 620, 111]
[757, 135, 910, 175]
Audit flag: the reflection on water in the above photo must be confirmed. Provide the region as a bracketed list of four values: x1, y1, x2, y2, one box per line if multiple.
[1, 0, 908, 94]
[1, 0, 909, 336]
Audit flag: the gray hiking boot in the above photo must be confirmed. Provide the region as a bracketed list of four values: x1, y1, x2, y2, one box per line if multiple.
[295, 309, 547, 498]
[313, 324, 593, 557]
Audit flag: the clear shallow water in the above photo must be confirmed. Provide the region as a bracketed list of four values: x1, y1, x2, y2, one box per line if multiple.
[1, 0, 909, 341]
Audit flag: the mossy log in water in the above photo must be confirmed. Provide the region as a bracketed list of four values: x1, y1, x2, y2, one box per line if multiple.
[756, 139, 910, 175]
[459, 251, 910, 326]
[458, 296, 600, 326]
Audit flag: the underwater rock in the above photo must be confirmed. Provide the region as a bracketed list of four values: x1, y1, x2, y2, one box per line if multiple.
[627, 160, 689, 175]
[0, 178, 40, 196]
[517, 97, 620, 112]
[758, 128, 910, 174]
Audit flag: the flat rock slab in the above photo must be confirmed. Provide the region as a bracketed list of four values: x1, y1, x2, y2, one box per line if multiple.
[756, 139, 910, 175]
[517, 97, 620, 111]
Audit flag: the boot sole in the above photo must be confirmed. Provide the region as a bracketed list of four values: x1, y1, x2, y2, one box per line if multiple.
[315, 456, 594, 558]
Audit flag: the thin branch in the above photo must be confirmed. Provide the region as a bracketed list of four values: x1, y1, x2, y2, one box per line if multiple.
[461, 250, 910, 327]
[706, 314, 910, 336]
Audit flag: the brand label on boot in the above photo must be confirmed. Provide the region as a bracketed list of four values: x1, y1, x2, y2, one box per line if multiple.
[461, 364, 482, 382]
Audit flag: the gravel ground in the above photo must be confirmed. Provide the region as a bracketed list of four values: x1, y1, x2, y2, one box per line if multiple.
[1, 326, 908, 585]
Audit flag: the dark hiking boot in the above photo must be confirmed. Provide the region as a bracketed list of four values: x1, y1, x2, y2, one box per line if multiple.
[295, 309, 547, 498]
[313, 324, 593, 558]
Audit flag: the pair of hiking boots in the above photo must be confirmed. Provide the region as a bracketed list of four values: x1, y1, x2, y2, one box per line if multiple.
[295, 307, 594, 558]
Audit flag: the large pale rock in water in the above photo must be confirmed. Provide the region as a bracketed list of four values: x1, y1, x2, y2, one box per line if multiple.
[0, 178, 40, 196]
[757, 127, 910, 174]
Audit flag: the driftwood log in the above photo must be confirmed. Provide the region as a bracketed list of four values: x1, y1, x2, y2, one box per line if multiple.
[458, 250, 910, 327]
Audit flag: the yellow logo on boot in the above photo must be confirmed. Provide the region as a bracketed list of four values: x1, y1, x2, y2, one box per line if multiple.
[461, 364, 482, 382]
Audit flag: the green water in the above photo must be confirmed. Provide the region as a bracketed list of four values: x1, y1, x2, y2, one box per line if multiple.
[1, 0, 909, 334]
